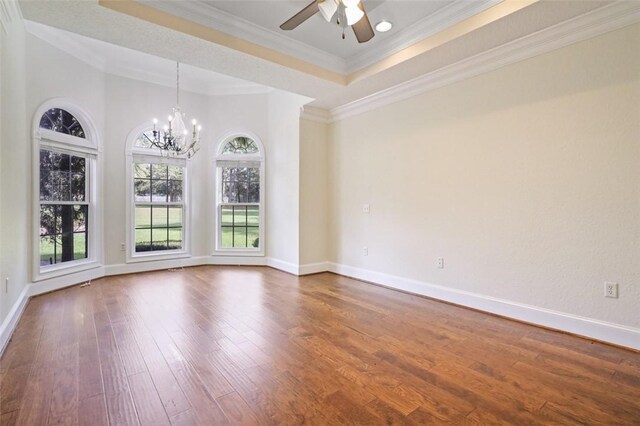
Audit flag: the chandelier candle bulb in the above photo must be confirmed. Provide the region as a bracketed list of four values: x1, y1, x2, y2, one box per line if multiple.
[147, 62, 201, 158]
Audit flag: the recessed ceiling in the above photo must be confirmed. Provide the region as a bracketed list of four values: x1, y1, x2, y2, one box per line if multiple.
[19, 0, 632, 110]
[202, 0, 448, 59]
[138, 0, 501, 73]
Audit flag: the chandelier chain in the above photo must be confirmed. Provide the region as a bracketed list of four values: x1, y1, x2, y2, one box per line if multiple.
[176, 61, 180, 107]
[147, 60, 201, 159]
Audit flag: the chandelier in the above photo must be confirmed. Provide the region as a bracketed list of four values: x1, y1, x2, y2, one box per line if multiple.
[150, 62, 201, 158]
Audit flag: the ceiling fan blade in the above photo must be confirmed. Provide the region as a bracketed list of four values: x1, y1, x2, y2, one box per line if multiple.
[352, 2, 374, 43]
[280, 1, 320, 30]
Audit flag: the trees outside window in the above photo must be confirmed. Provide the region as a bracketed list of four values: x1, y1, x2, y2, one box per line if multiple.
[133, 162, 185, 252]
[33, 102, 100, 279]
[126, 128, 189, 261]
[215, 134, 264, 254]
[39, 150, 89, 265]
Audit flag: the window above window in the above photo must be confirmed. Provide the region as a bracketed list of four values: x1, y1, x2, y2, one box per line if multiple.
[133, 130, 159, 150]
[215, 133, 264, 255]
[39, 108, 86, 139]
[221, 137, 259, 155]
[126, 124, 190, 262]
[33, 100, 100, 281]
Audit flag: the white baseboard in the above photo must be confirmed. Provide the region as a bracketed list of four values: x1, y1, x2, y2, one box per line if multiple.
[0, 286, 30, 354]
[298, 261, 331, 276]
[327, 262, 640, 351]
[29, 266, 106, 297]
[4, 258, 637, 354]
[105, 256, 211, 276]
[209, 256, 267, 266]
[266, 257, 300, 275]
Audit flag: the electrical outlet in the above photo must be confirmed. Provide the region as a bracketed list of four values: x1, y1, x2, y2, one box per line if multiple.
[363, 247, 368, 256]
[437, 257, 444, 269]
[363, 204, 370, 213]
[120, 243, 126, 251]
[604, 282, 618, 298]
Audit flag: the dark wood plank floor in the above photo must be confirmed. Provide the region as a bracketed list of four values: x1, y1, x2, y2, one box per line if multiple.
[1, 266, 639, 425]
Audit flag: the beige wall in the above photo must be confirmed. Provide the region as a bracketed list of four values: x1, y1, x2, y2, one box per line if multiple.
[299, 118, 329, 265]
[328, 23, 640, 328]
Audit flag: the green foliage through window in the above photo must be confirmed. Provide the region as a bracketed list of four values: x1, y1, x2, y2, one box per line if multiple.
[39, 149, 89, 266]
[222, 137, 259, 154]
[134, 162, 184, 252]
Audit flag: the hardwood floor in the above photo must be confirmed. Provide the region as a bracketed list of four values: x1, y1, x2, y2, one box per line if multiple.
[1, 266, 639, 425]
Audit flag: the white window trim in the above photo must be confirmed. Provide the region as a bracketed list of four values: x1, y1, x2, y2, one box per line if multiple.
[32, 98, 103, 282]
[213, 130, 265, 257]
[125, 124, 191, 263]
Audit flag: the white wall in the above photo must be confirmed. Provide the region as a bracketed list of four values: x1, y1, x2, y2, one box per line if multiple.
[0, 27, 307, 329]
[102, 73, 210, 265]
[0, 15, 28, 326]
[328, 23, 640, 329]
[266, 91, 305, 267]
[300, 118, 329, 266]
[206, 93, 270, 256]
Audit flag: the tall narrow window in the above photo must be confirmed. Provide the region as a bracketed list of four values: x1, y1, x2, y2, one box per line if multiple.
[215, 135, 264, 254]
[126, 129, 189, 261]
[39, 151, 88, 265]
[34, 103, 100, 280]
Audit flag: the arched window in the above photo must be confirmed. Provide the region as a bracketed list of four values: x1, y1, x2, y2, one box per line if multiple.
[125, 125, 189, 262]
[215, 133, 264, 254]
[33, 101, 100, 280]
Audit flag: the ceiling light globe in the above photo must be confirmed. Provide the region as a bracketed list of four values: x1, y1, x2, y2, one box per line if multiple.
[318, 0, 338, 22]
[375, 20, 393, 32]
[344, 5, 364, 26]
[341, 0, 360, 8]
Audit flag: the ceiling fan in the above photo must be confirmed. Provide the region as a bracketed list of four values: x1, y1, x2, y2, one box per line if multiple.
[280, 0, 375, 43]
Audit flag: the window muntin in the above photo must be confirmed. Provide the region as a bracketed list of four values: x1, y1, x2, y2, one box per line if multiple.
[133, 162, 185, 253]
[39, 108, 86, 138]
[39, 150, 90, 266]
[221, 137, 259, 155]
[133, 130, 156, 150]
[35, 104, 98, 278]
[216, 135, 263, 252]
[220, 205, 259, 248]
[221, 166, 260, 203]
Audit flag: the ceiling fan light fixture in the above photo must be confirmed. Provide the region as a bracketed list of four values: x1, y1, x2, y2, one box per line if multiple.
[375, 20, 393, 32]
[344, 4, 364, 26]
[318, 0, 338, 22]
[341, 0, 360, 8]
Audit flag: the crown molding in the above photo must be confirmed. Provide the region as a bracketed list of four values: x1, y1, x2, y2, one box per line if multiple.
[346, 0, 502, 73]
[301, 106, 332, 124]
[0, 0, 23, 34]
[137, 0, 504, 76]
[139, 0, 348, 74]
[330, 1, 640, 122]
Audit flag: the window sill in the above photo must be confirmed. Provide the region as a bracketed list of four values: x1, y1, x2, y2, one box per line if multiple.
[35, 259, 102, 282]
[127, 251, 191, 264]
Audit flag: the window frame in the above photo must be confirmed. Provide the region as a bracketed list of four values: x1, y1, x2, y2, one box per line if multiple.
[125, 125, 191, 263]
[213, 131, 265, 256]
[32, 99, 102, 281]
